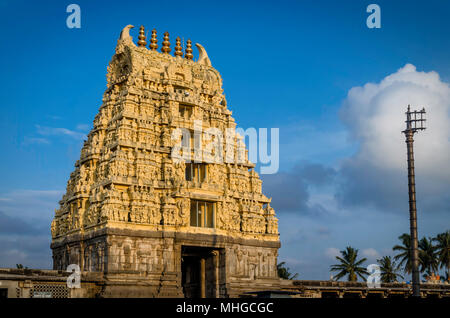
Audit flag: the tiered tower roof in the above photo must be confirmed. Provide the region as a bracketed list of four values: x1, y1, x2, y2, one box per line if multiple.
[51, 25, 278, 249]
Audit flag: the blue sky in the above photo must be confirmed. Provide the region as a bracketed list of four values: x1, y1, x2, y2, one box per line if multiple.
[0, 0, 449, 280]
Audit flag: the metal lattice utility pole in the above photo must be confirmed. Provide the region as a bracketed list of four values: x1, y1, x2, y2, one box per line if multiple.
[402, 105, 426, 298]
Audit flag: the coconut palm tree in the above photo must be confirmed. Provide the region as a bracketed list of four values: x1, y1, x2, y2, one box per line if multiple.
[277, 262, 299, 280]
[418, 236, 438, 275]
[432, 231, 449, 279]
[330, 246, 368, 282]
[393, 233, 412, 274]
[377, 256, 404, 283]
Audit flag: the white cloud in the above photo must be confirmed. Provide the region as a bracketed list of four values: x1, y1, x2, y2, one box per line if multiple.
[338, 64, 450, 212]
[76, 123, 90, 131]
[35, 125, 87, 140]
[0, 189, 58, 269]
[268, 64, 450, 280]
[324, 247, 340, 259]
[2, 249, 27, 261]
[22, 137, 50, 145]
[0, 235, 52, 269]
[0, 189, 63, 221]
[361, 248, 380, 260]
[342, 63, 450, 178]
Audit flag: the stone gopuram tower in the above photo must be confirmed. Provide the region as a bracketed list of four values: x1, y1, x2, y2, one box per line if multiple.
[50, 25, 280, 297]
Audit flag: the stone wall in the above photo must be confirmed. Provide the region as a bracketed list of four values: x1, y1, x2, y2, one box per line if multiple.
[2, 268, 448, 298]
[51, 226, 279, 297]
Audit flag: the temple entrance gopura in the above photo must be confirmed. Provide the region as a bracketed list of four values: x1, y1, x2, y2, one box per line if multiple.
[50, 25, 280, 297]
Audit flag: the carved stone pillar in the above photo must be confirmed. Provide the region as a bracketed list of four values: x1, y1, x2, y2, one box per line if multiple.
[211, 250, 220, 298]
[200, 257, 206, 298]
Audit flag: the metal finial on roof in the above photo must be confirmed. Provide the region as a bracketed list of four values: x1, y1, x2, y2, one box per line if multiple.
[185, 39, 193, 60]
[137, 26, 147, 47]
[174, 37, 183, 57]
[161, 32, 171, 54]
[149, 29, 158, 51]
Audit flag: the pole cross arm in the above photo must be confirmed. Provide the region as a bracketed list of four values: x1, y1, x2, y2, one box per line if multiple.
[403, 105, 426, 133]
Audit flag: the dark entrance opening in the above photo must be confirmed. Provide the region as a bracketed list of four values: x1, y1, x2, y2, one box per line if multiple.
[0, 288, 8, 298]
[181, 246, 221, 298]
[321, 291, 339, 298]
[343, 292, 362, 298]
[367, 292, 384, 298]
[388, 293, 405, 298]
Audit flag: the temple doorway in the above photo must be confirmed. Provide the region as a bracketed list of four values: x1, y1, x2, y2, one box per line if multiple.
[181, 246, 221, 298]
